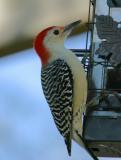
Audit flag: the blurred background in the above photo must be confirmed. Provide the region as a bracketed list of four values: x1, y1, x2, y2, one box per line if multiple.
[0, 0, 120, 159]
[0, 0, 89, 57]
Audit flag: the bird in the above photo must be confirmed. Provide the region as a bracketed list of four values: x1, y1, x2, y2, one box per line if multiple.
[34, 20, 98, 160]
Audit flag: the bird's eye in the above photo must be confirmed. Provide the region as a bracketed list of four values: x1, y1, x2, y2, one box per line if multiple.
[53, 30, 59, 35]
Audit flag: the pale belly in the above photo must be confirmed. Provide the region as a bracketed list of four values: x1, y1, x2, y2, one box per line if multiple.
[65, 53, 87, 135]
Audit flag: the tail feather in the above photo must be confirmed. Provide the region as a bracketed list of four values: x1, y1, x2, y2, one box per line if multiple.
[64, 134, 72, 156]
[74, 131, 99, 160]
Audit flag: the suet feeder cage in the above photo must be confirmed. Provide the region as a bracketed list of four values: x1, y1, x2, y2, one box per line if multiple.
[73, 0, 121, 158]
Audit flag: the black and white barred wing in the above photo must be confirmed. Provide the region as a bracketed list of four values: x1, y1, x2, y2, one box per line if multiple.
[41, 59, 73, 155]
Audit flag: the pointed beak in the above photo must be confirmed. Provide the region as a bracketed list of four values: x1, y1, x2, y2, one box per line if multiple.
[63, 20, 81, 33]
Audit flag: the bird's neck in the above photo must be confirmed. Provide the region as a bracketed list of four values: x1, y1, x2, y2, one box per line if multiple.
[46, 45, 68, 63]
[40, 41, 68, 65]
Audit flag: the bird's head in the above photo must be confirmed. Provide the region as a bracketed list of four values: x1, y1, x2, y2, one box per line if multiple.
[34, 20, 81, 65]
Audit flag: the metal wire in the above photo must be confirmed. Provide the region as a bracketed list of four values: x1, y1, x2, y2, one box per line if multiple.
[74, 0, 121, 112]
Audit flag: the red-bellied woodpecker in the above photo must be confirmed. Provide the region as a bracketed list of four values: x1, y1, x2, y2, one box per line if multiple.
[34, 20, 98, 160]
